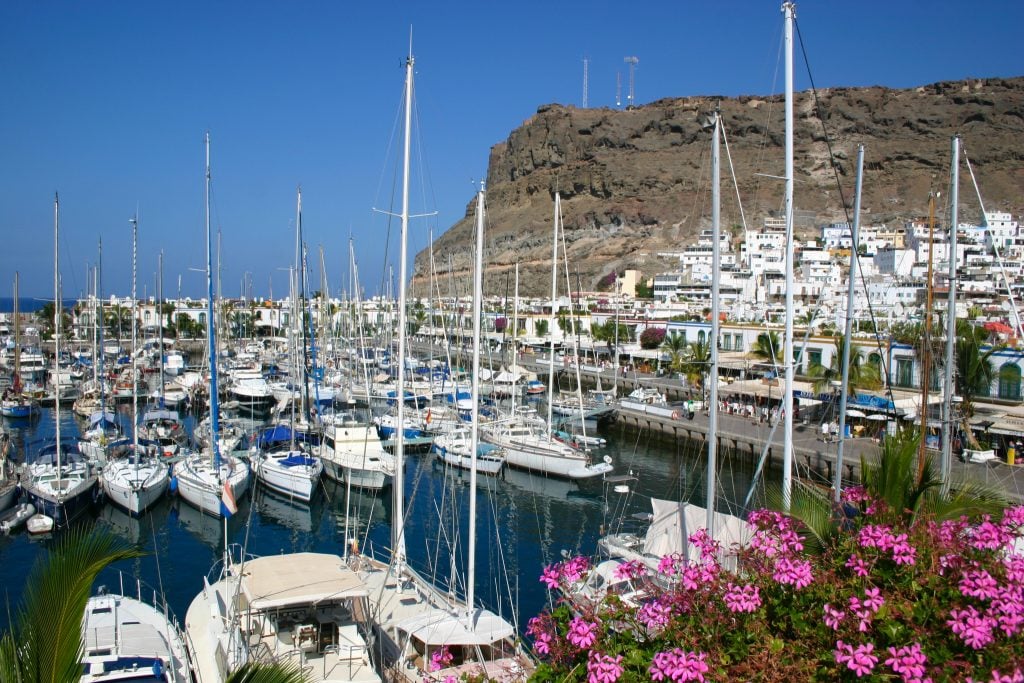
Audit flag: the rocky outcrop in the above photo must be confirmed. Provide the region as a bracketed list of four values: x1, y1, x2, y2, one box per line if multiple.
[412, 77, 1024, 297]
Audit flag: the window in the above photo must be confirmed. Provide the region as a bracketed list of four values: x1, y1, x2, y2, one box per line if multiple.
[808, 349, 822, 370]
[895, 358, 914, 388]
[722, 334, 732, 351]
[734, 335, 743, 352]
[698, 330, 706, 345]
[998, 363, 1021, 401]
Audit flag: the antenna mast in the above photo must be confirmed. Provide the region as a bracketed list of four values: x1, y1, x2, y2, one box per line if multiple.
[615, 71, 621, 108]
[624, 56, 638, 108]
[582, 57, 589, 108]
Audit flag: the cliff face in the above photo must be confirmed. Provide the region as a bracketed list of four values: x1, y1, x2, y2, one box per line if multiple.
[412, 77, 1024, 297]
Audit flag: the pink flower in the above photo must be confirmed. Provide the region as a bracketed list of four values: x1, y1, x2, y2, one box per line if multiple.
[891, 533, 918, 566]
[567, 617, 599, 649]
[773, 557, 813, 589]
[562, 556, 591, 584]
[863, 586, 885, 612]
[984, 669, 1024, 683]
[658, 553, 686, 577]
[971, 518, 1009, 551]
[723, 583, 761, 613]
[649, 649, 709, 682]
[834, 640, 878, 677]
[533, 631, 552, 655]
[884, 642, 929, 682]
[613, 559, 647, 581]
[960, 568, 1000, 600]
[429, 646, 453, 672]
[587, 651, 624, 683]
[846, 554, 871, 577]
[638, 597, 672, 632]
[948, 606, 996, 649]
[1002, 505, 1024, 531]
[540, 564, 561, 589]
[823, 603, 845, 631]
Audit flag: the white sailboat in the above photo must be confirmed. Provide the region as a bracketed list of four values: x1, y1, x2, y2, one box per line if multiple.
[81, 573, 193, 683]
[22, 193, 99, 527]
[357, 51, 531, 682]
[101, 214, 170, 516]
[172, 133, 250, 518]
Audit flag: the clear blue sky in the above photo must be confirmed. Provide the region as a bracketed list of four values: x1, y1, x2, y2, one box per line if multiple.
[2, 1, 1021, 300]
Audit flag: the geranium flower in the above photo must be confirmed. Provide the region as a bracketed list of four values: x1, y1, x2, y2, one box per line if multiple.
[948, 606, 996, 649]
[884, 642, 929, 682]
[587, 651, 624, 683]
[649, 648, 709, 682]
[834, 640, 878, 677]
[567, 617, 599, 649]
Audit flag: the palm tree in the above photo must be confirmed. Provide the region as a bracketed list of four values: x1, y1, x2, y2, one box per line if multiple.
[660, 331, 687, 374]
[682, 339, 711, 392]
[807, 337, 882, 396]
[0, 528, 311, 683]
[953, 319, 999, 449]
[773, 427, 1007, 554]
[749, 330, 781, 363]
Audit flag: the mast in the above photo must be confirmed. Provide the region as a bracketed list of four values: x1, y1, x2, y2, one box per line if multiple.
[13, 273, 20, 393]
[158, 251, 165, 405]
[98, 239, 105, 411]
[918, 195, 937, 481]
[781, 1, 796, 510]
[835, 145, 865, 500]
[296, 189, 312, 424]
[392, 47, 414, 570]
[705, 109, 721, 534]
[941, 136, 960, 487]
[546, 194, 560, 435]
[54, 193, 63, 487]
[131, 215, 139, 468]
[467, 185, 485, 614]
[205, 132, 222, 473]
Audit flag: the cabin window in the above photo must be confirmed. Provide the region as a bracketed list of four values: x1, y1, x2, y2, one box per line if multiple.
[998, 363, 1021, 401]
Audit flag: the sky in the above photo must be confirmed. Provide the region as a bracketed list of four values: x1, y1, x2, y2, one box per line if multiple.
[1, 1, 1021, 300]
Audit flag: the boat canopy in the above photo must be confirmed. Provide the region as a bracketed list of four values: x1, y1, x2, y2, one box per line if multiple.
[240, 553, 368, 610]
[396, 607, 515, 646]
[254, 425, 315, 449]
[141, 409, 178, 423]
[88, 411, 118, 428]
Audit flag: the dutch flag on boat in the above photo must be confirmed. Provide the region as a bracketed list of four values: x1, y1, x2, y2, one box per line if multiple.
[220, 481, 238, 518]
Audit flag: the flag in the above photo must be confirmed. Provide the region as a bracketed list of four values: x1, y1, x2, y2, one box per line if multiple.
[220, 481, 238, 518]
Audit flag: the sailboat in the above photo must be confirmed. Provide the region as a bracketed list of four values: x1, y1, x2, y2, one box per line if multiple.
[358, 50, 531, 680]
[22, 194, 100, 527]
[1, 272, 40, 419]
[172, 133, 250, 517]
[81, 571, 194, 683]
[101, 214, 170, 516]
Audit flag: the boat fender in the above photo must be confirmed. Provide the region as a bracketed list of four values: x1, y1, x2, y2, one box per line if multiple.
[169, 476, 178, 494]
[672, 410, 682, 420]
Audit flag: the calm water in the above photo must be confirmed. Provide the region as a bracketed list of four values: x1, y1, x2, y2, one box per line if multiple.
[0, 297, 78, 314]
[0, 398, 768, 634]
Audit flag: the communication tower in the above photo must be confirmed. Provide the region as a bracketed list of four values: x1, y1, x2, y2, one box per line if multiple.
[624, 56, 639, 108]
[582, 57, 589, 108]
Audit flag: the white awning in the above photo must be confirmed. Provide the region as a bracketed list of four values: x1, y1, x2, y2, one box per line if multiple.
[397, 608, 515, 646]
[240, 553, 368, 610]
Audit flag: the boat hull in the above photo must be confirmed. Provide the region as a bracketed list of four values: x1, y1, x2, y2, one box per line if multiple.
[101, 460, 170, 516]
[253, 454, 322, 502]
[173, 456, 250, 518]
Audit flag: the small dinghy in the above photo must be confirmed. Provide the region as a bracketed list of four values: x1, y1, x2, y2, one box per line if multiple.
[26, 512, 54, 536]
[0, 502, 36, 534]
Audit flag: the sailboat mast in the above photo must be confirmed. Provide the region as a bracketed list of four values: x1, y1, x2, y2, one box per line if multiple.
[547, 194, 560, 435]
[13, 273, 19, 391]
[467, 185, 485, 613]
[54, 193, 62, 483]
[205, 132, 222, 472]
[131, 215, 139, 466]
[941, 136, 960, 487]
[781, 1, 796, 510]
[705, 110, 721, 535]
[835, 145, 865, 501]
[392, 49, 414, 569]
[158, 250, 165, 403]
[918, 195, 937, 480]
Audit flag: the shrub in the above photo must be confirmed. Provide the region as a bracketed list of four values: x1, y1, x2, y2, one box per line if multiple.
[529, 494, 1024, 682]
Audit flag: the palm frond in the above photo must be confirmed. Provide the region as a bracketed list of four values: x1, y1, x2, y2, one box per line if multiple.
[226, 660, 311, 683]
[765, 481, 837, 555]
[4, 526, 141, 683]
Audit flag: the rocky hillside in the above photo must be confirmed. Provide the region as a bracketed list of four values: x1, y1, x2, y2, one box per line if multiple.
[411, 77, 1024, 298]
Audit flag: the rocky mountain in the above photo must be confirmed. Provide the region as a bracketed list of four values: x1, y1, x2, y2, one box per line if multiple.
[411, 77, 1024, 298]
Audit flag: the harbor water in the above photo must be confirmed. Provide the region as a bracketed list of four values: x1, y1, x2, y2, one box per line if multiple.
[0, 398, 769, 635]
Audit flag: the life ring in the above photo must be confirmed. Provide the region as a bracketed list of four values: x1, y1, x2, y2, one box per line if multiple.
[672, 410, 682, 420]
